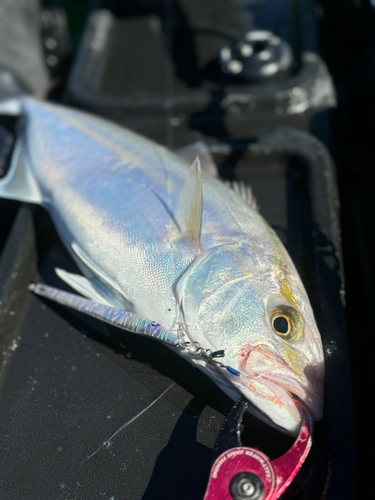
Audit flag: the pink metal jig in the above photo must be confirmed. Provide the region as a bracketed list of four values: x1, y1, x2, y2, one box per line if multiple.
[204, 400, 312, 500]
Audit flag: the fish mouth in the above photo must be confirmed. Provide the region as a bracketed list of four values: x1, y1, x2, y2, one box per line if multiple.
[239, 343, 324, 421]
[259, 371, 323, 421]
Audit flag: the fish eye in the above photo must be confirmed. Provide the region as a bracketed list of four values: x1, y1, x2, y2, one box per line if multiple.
[270, 306, 303, 341]
[272, 315, 290, 336]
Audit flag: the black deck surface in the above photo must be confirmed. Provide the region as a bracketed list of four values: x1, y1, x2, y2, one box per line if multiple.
[0, 127, 356, 499]
[0, 1, 361, 498]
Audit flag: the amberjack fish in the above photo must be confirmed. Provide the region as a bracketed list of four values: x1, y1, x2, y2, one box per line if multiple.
[0, 98, 324, 434]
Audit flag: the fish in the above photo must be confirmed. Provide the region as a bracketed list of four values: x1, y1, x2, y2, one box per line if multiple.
[0, 97, 324, 435]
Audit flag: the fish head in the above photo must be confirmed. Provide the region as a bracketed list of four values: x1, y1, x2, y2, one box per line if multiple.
[176, 241, 324, 435]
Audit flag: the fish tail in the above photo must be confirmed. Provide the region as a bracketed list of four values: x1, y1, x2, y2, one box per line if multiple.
[0, 98, 22, 115]
[0, 133, 42, 204]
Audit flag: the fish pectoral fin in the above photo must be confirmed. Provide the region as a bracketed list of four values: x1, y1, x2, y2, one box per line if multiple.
[225, 180, 259, 211]
[55, 267, 131, 311]
[55, 268, 113, 306]
[0, 137, 43, 204]
[170, 157, 203, 251]
[29, 283, 178, 346]
[69, 242, 133, 310]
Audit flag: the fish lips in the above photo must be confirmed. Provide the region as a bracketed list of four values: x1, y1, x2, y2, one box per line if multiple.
[240, 343, 324, 422]
[258, 368, 324, 421]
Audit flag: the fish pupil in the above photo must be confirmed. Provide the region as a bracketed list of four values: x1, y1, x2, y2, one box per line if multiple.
[273, 316, 289, 334]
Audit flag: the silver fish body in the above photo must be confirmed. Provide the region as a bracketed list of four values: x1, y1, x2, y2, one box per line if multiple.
[1, 98, 324, 434]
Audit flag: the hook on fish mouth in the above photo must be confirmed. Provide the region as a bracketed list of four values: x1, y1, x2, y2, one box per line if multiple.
[176, 325, 267, 381]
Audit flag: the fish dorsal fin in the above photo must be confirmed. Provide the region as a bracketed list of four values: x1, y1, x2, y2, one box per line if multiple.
[184, 158, 203, 249]
[225, 180, 259, 211]
[176, 141, 218, 178]
[170, 158, 203, 251]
